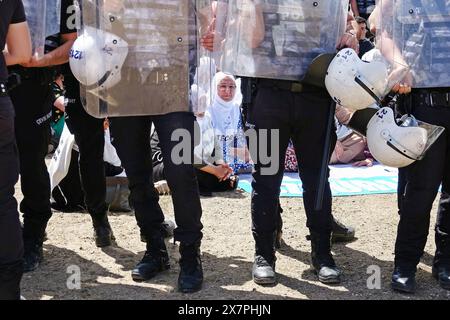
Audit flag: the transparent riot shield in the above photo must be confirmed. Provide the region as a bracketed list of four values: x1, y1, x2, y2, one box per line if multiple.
[213, 0, 348, 81]
[377, 0, 450, 89]
[76, 0, 214, 118]
[393, 112, 444, 161]
[22, 0, 61, 57]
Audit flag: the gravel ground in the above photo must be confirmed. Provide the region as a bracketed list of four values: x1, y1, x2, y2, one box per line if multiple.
[16, 183, 450, 300]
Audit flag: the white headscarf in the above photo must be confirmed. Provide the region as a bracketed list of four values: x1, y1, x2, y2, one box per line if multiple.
[208, 72, 243, 137]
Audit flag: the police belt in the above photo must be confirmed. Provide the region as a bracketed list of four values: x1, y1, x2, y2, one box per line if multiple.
[8, 65, 54, 82]
[0, 82, 8, 97]
[257, 78, 325, 93]
[411, 88, 450, 109]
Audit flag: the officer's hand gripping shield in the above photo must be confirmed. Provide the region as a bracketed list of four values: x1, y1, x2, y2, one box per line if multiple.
[22, 0, 61, 58]
[72, 0, 215, 118]
[366, 107, 445, 168]
[212, 0, 348, 81]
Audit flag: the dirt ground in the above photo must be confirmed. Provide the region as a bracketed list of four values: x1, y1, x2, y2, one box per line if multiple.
[16, 183, 450, 300]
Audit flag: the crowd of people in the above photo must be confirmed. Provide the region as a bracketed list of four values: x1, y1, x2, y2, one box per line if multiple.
[1, 0, 449, 300]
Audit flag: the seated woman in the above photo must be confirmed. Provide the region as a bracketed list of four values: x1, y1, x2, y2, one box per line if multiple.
[331, 105, 374, 167]
[194, 109, 239, 196]
[151, 115, 239, 197]
[208, 72, 253, 174]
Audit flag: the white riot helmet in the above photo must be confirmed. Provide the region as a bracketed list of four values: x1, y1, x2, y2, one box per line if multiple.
[69, 26, 128, 91]
[366, 107, 444, 168]
[325, 48, 389, 111]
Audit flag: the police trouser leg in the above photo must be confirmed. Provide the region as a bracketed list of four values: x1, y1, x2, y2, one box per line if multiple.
[11, 79, 52, 242]
[65, 82, 107, 219]
[0, 97, 23, 300]
[153, 112, 203, 245]
[110, 116, 166, 239]
[435, 130, 450, 267]
[249, 86, 292, 256]
[396, 132, 446, 268]
[290, 91, 336, 234]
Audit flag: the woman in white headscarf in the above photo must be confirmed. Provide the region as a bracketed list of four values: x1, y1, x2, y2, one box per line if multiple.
[208, 72, 253, 174]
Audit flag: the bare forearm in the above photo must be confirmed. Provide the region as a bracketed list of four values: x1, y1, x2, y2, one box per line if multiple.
[42, 39, 75, 66]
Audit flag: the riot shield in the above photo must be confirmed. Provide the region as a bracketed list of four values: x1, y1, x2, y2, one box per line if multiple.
[213, 0, 348, 81]
[22, 0, 61, 57]
[376, 0, 450, 89]
[75, 0, 214, 118]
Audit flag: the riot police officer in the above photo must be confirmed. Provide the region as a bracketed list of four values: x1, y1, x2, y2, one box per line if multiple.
[9, 0, 115, 273]
[375, 0, 450, 293]
[70, 0, 212, 293]
[7, 1, 62, 273]
[211, 0, 358, 285]
[0, 0, 31, 300]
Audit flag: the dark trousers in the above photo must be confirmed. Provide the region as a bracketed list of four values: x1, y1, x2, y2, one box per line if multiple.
[0, 97, 23, 300]
[10, 76, 52, 242]
[396, 102, 450, 269]
[64, 77, 107, 219]
[247, 85, 335, 245]
[110, 112, 203, 244]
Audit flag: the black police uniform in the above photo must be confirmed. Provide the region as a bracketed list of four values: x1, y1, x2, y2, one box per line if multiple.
[0, 0, 26, 300]
[229, 3, 342, 284]
[61, 0, 113, 246]
[8, 11, 56, 273]
[83, 0, 204, 293]
[392, 1, 450, 292]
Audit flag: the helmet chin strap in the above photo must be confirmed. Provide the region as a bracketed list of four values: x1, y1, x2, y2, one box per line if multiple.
[354, 75, 383, 106]
[85, 71, 112, 91]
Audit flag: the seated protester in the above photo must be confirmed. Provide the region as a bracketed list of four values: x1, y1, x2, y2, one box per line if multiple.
[208, 72, 253, 174]
[49, 123, 126, 212]
[331, 105, 374, 167]
[194, 110, 239, 195]
[284, 140, 298, 172]
[150, 119, 239, 197]
[48, 73, 66, 152]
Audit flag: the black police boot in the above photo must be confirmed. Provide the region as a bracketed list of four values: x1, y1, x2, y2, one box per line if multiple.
[433, 227, 450, 290]
[0, 261, 23, 300]
[23, 239, 44, 273]
[178, 241, 203, 293]
[310, 231, 341, 284]
[92, 215, 115, 247]
[331, 217, 355, 243]
[391, 266, 416, 293]
[252, 232, 276, 285]
[432, 265, 450, 290]
[132, 233, 170, 282]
